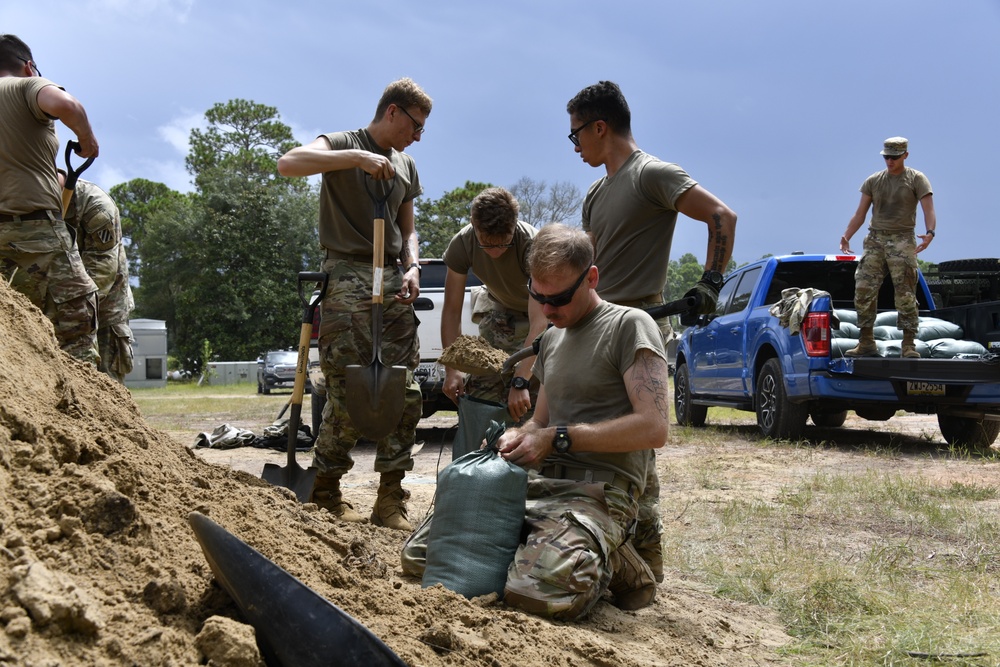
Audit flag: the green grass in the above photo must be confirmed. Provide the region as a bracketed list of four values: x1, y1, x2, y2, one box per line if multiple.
[661, 428, 1000, 666]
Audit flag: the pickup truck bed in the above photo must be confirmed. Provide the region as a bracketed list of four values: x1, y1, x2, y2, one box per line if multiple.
[674, 254, 1000, 452]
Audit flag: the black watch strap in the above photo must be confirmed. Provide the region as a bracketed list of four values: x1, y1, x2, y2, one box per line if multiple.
[511, 376, 530, 390]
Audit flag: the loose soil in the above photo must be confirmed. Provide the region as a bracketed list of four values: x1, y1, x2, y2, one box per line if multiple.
[438, 335, 509, 376]
[2, 279, 996, 666]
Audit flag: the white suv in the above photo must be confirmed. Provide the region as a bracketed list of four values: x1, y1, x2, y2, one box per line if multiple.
[308, 259, 480, 435]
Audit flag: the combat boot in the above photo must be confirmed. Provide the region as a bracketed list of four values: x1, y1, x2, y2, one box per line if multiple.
[608, 540, 657, 611]
[901, 330, 921, 358]
[845, 327, 877, 357]
[310, 475, 364, 522]
[371, 470, 412, 532]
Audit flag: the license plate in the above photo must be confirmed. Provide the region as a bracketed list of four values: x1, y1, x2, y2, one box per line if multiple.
[906, 381, 945, 396]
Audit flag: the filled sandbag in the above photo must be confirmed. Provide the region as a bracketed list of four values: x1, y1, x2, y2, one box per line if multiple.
[873, 325, 903, 341]
[877, 340, 931, 358]
[835, 322, 861, 339]
[916, 317, 963, 341]
[927, 339, 988, 359]
[422, 421, 526, 598]
[874, 311, 898, 327]
[834, 309, 858, 325]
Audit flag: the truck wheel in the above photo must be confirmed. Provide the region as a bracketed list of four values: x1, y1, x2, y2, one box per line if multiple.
[262, 382, 271, 395]
[937, 414, 1000, 453]
[257, 381, 263, 395]
[311, 389, 327, 440]
[755, 359, 808, 440]
[811, 410, 848, 428]
[674, 363, 707, 427]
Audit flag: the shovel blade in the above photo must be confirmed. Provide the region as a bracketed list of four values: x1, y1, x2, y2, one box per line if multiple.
[261, 462, 317, 503]
[345, 362, 407, 441]
[188, 512, 407, 667]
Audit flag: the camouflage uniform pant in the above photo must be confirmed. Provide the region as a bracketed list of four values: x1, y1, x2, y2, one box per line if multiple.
[313, 258, 421, 477]
[400, 475, 635, 621]
[88, 245, 134, 383]
[854, 229, 919, 331]
[0, 218, 99, 364]
[466, 292, 532, 404]
[613, 295, 673, 563]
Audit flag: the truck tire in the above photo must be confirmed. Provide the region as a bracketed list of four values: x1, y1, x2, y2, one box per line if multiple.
[674, 363, 707, 427]
[811, 410, 848, 428]
[937, 414, 1000, 453]
[755, 359, 808, 440]
[262, 382, 271, 395]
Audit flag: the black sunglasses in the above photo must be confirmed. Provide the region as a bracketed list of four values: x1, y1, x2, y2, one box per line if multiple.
[17, 57, 41, 77]
[397, 105, 424, 135]
[568, 119, 602, 146]
[883, 154, 903, 161]
[527, 266, 592, 307]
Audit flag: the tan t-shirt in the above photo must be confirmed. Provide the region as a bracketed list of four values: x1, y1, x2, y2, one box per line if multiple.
[0, 77, 62, 216]
[317, 128, 422, 257]
[533, 300, 667, 489]
[861, 167, 933, 233]
[442, 220, 535, 312]
[582, 150, 696, 302]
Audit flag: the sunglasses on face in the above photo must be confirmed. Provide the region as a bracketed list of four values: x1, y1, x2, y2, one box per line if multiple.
[883, 154, 903, 161]
[527, 266, 592, 307]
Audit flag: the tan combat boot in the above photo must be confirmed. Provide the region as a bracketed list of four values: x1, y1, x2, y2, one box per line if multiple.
[845, 327, 878, 357]
[608, 540, 657, 610]
[310, 475, 364, 522]
[901, 330, 921, 359]
[371, 470, 413, 532]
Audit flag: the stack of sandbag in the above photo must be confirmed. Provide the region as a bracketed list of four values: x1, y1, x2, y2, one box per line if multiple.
[828, 309, 984, 359]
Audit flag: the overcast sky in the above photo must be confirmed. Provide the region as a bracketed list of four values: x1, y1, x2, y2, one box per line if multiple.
[4, 0, 998, 266]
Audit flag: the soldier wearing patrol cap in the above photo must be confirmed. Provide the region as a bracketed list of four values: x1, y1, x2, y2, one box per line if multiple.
[840, 137, 937, 359]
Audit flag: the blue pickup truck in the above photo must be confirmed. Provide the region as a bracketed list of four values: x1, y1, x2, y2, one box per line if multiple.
[673, 254, 1000, 452]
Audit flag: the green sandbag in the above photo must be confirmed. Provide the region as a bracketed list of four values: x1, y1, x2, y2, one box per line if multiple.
[422, 421, 526, 599]
[927, 339, 988, 358]
[917, 318, 963, 341]
[452, 395, 512, 460]
[873, 325, 903, 340]
[834, 309, 858, 325]
[875, 311, 898, 327]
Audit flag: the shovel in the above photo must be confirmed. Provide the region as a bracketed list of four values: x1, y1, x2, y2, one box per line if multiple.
[345, 176, 407, 441]
[262, 272, 328, 502]
[61, 140, 95, 218]
[188, 512, 407, 667]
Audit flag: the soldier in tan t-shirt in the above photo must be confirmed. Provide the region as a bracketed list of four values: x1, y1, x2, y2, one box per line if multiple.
[566, 80, 738, 583]
[0, 34, 100, 364]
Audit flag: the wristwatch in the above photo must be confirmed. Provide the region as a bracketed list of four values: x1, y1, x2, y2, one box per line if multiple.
[511, 376, 530, 390]
[552, 426, 571, 454]
[700, 270, 724, 290]
[405, 263, 422, 275]
[926, 230, 936, 238]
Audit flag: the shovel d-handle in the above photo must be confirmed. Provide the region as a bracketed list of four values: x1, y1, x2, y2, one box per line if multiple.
[297, 272, 329, 324]
[61, 140, 96, 217]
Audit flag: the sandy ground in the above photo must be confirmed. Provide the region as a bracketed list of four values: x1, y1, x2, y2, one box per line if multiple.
[0, 280, 796, 666]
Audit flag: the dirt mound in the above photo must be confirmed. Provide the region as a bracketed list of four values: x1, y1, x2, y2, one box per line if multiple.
[0, 281, 790, 666]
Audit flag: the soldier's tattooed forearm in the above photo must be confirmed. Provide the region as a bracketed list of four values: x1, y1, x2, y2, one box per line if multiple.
[709, 213, 728, 271]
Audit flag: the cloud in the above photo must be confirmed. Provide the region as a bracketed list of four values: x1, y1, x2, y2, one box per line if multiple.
[157, 111, 207, 155]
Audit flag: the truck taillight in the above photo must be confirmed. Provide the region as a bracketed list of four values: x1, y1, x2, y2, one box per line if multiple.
[803, 312, 830, 357]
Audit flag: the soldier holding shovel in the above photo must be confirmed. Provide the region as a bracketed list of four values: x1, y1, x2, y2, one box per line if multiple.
[277, 78, 431, 531]
[0, 34, 100, 364]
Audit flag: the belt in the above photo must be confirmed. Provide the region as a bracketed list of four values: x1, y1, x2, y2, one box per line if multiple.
[325, 249, 396, 266]
[540, 463, 636, 496]
[0, 210, 61, 223]
[615, 294, 664, 309]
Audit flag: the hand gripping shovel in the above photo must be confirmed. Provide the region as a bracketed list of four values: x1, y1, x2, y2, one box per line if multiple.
[188, 512, 406, 667]
[345, 176, 407, 441]
[262, 272, 328, 501]
[61, 140, 95, 218]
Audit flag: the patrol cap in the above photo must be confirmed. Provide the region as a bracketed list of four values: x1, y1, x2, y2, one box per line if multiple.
[880, 137, 908, 156]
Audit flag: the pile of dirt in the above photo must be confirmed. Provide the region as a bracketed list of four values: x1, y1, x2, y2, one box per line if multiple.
[439, 335, 510, 376]
[0, 281, 790, 666]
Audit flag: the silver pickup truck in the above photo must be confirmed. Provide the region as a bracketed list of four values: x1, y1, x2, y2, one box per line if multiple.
[308, 259, 480, 435]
